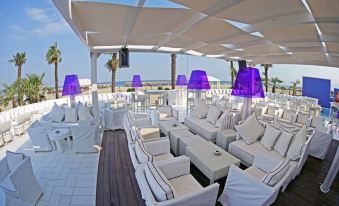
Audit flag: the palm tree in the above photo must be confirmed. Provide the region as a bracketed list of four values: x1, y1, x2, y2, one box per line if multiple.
[171, 53, 176, 89]
[290, 79, 301, 96]
[261, 64, 272, 92]
[230, 61, 237, 88]
[46, 42, 62, 99]
[104, 53, 119, 93]
[270, 77, 283, 93]
[9, 52, 27, 105]
[22, 73, 46, 104]
[0, 81, 18, 108]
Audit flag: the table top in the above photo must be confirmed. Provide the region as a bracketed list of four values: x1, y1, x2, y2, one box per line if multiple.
[186, 142, 240, 171]
[159, 120, 188, 131]
[48, 128, 71, 141]
[169, 129, 194, 138]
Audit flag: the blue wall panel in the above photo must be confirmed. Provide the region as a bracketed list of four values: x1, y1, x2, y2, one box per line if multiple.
[302, 77, 331, 108]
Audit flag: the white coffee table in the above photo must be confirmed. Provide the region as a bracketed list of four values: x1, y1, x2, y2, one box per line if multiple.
[47, 128, 72, 153]
[158, 120, 188, 137]
[186, 142, 240, 184]
[178, 134, 207, 156]
[169, 129, 194, 155]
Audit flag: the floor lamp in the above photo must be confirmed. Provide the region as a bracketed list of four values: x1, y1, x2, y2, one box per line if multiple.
[187, 70, 210, 106]
[231, 67, 265, 120]
[176, 74, 187, 105]
[62, 74, 81, 108]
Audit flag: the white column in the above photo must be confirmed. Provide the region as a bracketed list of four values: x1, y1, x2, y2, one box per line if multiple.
[320, 146, 339, 193]
[90, 52, 99, 117]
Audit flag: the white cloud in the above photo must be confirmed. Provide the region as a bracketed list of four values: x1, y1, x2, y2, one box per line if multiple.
[11, 7, 69, 37]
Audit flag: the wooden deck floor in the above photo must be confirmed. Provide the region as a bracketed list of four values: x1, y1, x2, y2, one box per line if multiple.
[97, 130, 339, 206]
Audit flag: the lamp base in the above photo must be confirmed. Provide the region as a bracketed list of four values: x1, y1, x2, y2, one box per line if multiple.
[70, 95, 76, 108]
[241, 98, 252, 120]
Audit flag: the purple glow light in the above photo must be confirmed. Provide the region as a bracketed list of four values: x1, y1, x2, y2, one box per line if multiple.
[187, 70, 210, 90]
[132, 75, 142, 88]
[62, 74, 81, 96]
[231, 67, 265, 98]
[176, 75, 188, 86]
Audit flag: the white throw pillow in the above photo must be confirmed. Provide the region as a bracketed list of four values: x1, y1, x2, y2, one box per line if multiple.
[77, 104, 93, 120]
[49, 104, 65, 122]
[6, 151, 26, 172]
[296, 113, 309, 124]
[235, 114, 265, 145]
[286, 127, 306, 160]
[194, 102, 209, 119]
[267, 106, 276, 115]
[253, 151, 281, 173]
[262, 158, 290, 186]
[135, 140, 152, 164]
[64, 108, 78, 123]
[145, 162, 175, 202]
[260, 124, 281, 150]
[273, 129, 294, 157]
[206, 106, 222, 125]
[282, 110, 293, 121]
[311, 116, 324, 128]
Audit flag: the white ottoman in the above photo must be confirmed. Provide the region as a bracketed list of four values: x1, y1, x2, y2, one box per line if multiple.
[178, 135, 207, 156]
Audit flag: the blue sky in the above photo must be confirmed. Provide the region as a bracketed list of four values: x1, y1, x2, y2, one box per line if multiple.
[1, 0, 339, 89]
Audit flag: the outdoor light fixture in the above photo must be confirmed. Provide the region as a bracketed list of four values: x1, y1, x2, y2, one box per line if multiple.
[62, 74, 81, 107]
[132, 75, 142, 88]
[176, 75, 187, 86]
[188, 70, 210, 106]
[231, 67, 264, 120]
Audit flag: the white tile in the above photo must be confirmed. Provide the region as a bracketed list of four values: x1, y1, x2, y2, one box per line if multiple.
[65, 174, 77, 187]
[73, 187, 96, 196]
[75, 179, 96, 187]
[48, 194, 61, 206]
[60, 195, 72, 204]
[48, 179, 66, 187]
[53, 187, 74, 195]
[71, 195, 95, 205]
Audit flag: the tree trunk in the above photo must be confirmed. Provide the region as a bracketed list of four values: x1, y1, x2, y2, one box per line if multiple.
[12, 97, 17, 108]
[55, 62, 59, 99]
[17, 65, 22, 106]
[230, 61, 234, 88]
[264, 67, 268, 92]
[171, 53, 176, 89]
[272, 85, 276, 93]
[112, 69, 116, 93]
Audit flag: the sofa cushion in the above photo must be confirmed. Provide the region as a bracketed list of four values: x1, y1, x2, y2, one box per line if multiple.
[135, 140, 152, 164]
[273, 129, 294, 157]
[286, 127, 306, 160]
[267, 106, 276, 116]
[168, 174, 202, 198]
[310, 116, 324, 128]
[6, 151, 25, 172]
[245, 166, 266, 180]
[260, 124, 281, 150]
[77, 104, 92, 120]
[153, 153, 174, 162]
[194, 102, 209, 119]
[64, 108, 78, 123]
[206, 106, 222, 125]
[184, 117, 219, 141]
[281, 110, 293, 121]
[49, 104, 65, 122]
[145, 162, 175, 202]
[296, 113, 309, 125]
[262, 159, 290, 186]
[228, 140, 284, 166]
[235, 114, 265, 145]
[253, 151, 282, 173]
[157, 106, 172, 117]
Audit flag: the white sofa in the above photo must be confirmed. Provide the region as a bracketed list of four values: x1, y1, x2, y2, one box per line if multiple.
[129, 138, 174, 168]
[135, 156, 219, 206]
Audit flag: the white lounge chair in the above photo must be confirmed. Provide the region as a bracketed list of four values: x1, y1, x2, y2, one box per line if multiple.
[27, 121, 53, 152]
[71, 118, 101, 153]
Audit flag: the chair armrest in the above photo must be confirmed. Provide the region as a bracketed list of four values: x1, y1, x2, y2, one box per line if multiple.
[155, 156, 190, 179]
[219, 165, 276, 206]
[144, 138, 170, 156]
[159, 183, 219, 206]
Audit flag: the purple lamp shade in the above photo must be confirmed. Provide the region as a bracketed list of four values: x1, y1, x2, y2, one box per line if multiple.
[176, 75, 187, 86]
[231, 67, 265, 98]
[62, 74, 81, 96]
[187, 70, 210, 90]
[132, 75, 142, 88]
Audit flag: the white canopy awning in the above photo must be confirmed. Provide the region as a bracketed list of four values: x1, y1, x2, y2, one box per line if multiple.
[78, 78, 91, 87]
[207, 75, 220, 82]
[53, 0, 339, 67]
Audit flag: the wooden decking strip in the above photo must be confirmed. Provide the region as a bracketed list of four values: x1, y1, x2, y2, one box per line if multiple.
[97, 129, 339, 206]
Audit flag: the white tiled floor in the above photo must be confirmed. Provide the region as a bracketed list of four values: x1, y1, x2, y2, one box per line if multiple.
[0, 134, 99, 206]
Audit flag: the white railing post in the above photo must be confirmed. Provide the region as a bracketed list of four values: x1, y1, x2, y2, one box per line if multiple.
[90, 52, 99, 117]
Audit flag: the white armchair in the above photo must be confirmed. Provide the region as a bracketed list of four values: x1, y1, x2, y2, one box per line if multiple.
[261, 105, 279, 121]
[135, 156, 220, 206]
[0, 154, 42, 206]
[71, 118, 101, 153]
[0, 121, 13, 144]
[104, 107, 128, 130]
[129, 138, 174, 168]
[27, 121, 53, 152]
[308, 129, 332, 159]
[11, 113, 31, 136]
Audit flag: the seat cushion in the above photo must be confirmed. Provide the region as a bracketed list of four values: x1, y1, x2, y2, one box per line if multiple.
[235, 114, 265, 145]
[296, 113, 309, 125]
[157, 106, 172, 117]
[153, 153, 174, 162]
[262, 159, 290, 186]
[229, 140, 284, 166]
[245, 166, 266, 180]
[310, 116, 324, 128]
[168, 174, 202, 198]
[184, 117, 219, 142]
[0, 176, 18, 197]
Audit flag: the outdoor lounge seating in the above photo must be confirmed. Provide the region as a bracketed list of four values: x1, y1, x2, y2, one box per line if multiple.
[11, 113, 31, 136]
[71, 118, 101, 153]
[261, 105, 279, 120]
[27, 121, 53, 152]
[129, 138, 174, 168]
[0, 121, 13, 145]
[135, 156, 219, 206]
[0, 152, 42, 206]
[104, 106, 128, 130]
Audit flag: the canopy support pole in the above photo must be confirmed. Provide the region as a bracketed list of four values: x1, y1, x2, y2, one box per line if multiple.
[90, 52, 100, 117]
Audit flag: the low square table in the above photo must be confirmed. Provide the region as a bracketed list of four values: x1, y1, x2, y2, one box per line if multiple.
[139, 127, 160, 140]
[178, 134, 207, 156]
[158, 120, 188, 137]
[169, 129, 194, 155]
[186, 142, 240, 184]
